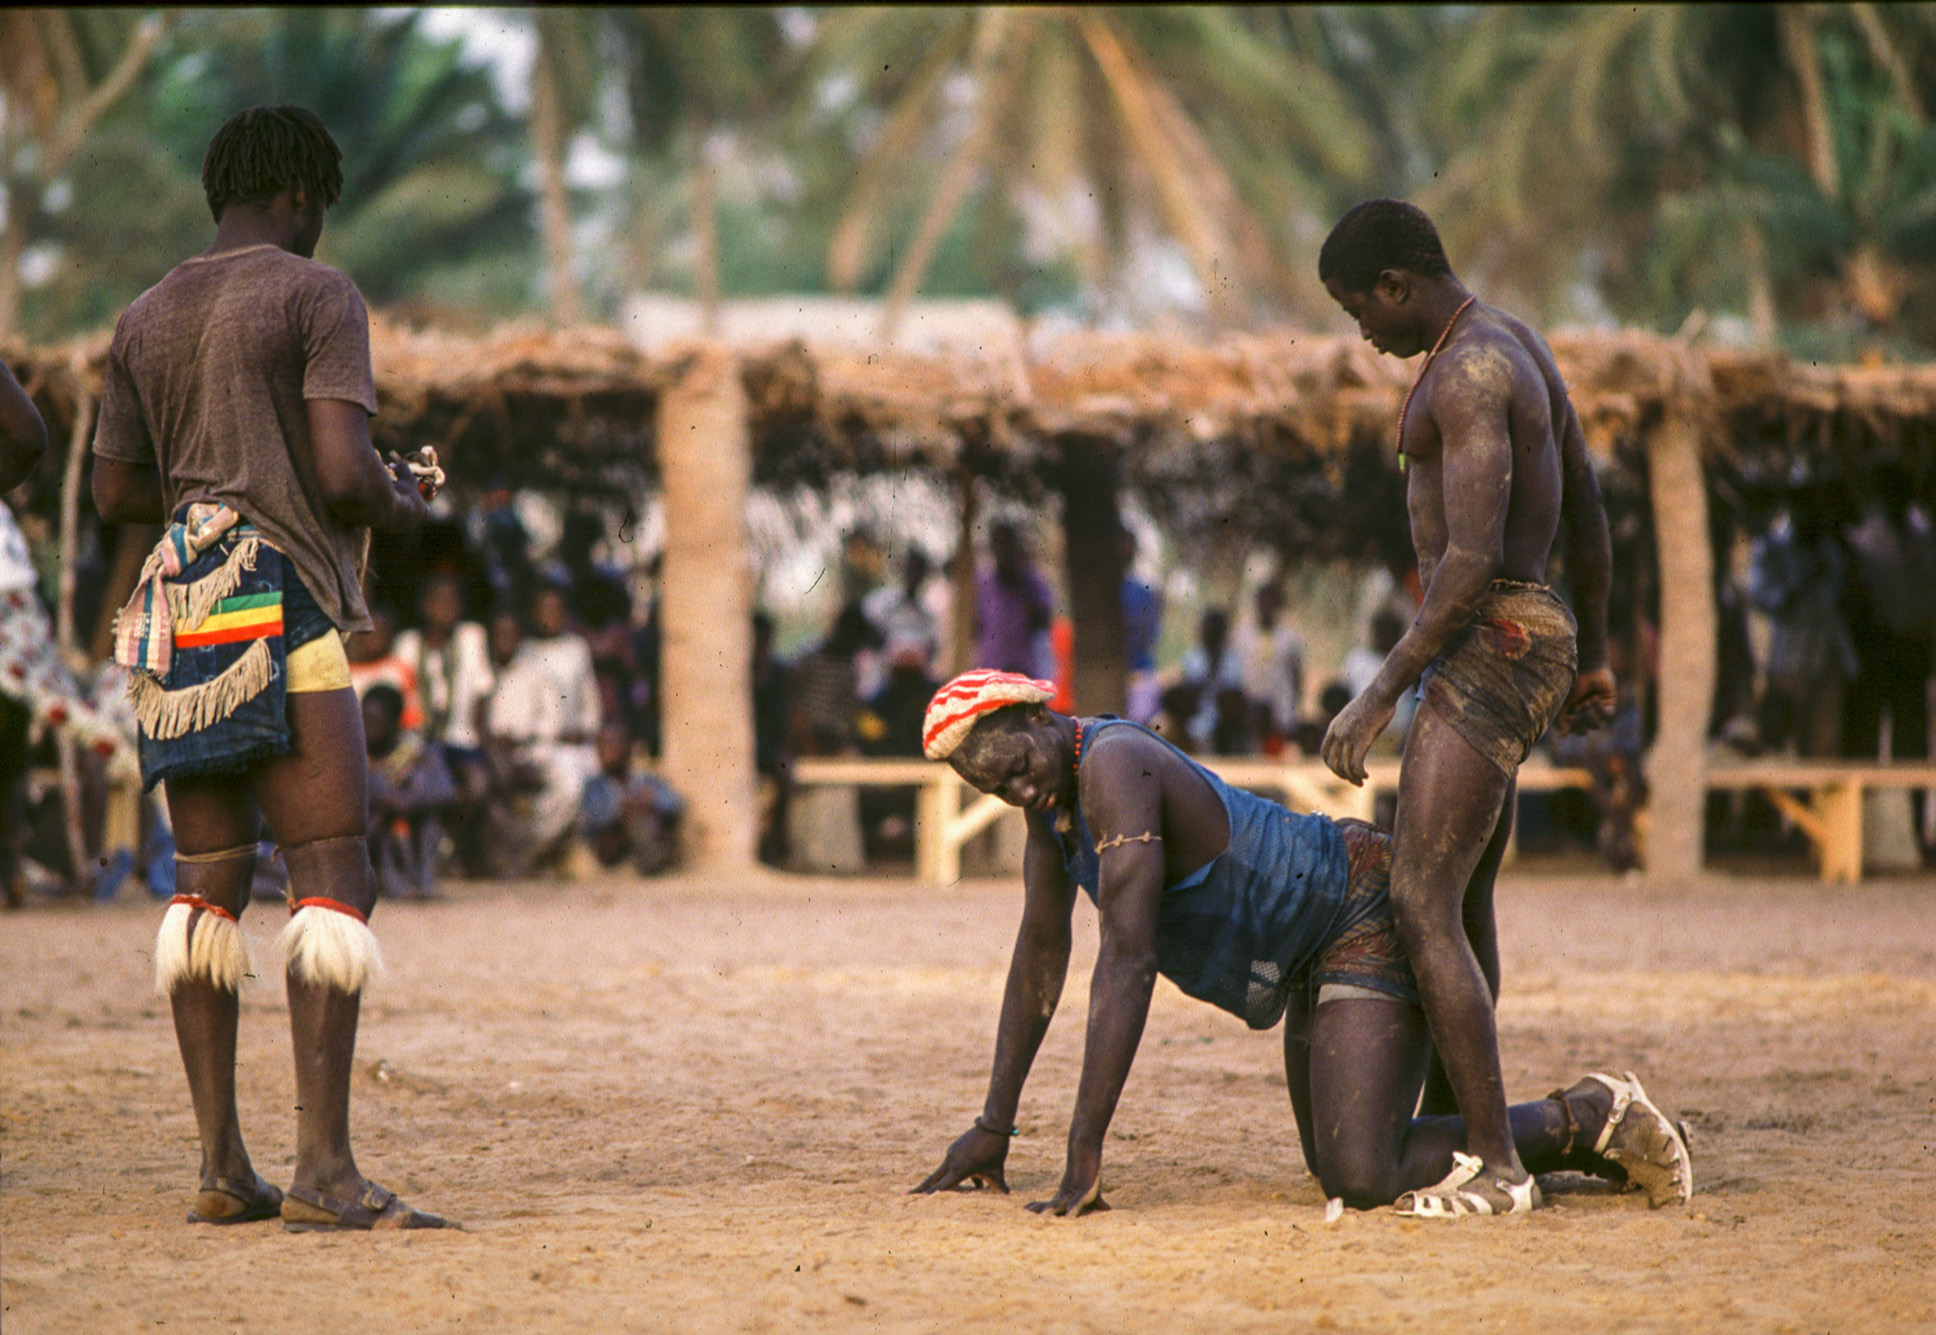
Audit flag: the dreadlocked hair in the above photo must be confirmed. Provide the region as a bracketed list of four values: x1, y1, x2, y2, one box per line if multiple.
[201, 106, 343, 222]
[1318, 199, 1453, 295]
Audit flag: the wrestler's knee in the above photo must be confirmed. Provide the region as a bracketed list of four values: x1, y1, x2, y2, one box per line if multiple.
[281, 833, 377, 919]
[278, 834, 383, 993]
[173, 844, 258, 917]
[1383, 871, 1466, 955]
[1317, 1145, 1404, 1210]
[155, 845, 258, 996]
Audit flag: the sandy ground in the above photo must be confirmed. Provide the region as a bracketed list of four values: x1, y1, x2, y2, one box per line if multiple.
[4, 860, 1934, 1334]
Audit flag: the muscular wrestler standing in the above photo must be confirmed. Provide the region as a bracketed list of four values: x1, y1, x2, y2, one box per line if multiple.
[1316, 200, 1617, 1216]
[92, 106, 444, 1230]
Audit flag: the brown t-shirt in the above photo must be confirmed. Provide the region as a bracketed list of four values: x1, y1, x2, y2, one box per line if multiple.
[93, 244, 379, 632]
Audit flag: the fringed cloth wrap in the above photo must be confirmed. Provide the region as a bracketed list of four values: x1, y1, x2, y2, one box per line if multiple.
[114, 504, 291, 791]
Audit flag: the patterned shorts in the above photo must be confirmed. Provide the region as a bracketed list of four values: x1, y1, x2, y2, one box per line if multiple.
[1420, 581, 1578, 778]
[1308, 818, 1419, 1007]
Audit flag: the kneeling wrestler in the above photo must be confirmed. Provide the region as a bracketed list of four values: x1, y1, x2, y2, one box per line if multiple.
[911, 670, 1692, 1218]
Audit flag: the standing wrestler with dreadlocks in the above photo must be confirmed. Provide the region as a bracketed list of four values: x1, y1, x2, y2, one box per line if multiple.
[1315, 200, 1617, 1216]
[92, 106, 445, 1230]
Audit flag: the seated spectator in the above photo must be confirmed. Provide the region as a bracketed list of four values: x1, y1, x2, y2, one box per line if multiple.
[751, 610, 792, 867]
[1339, 608, 1414, 750]
[1150, 682, 1206, 753]
[393, 572, 495, 877]
[363, 684, 457, 900]
[1750, 492, 1854, 758]
[395, 573, 494, 750]
[346, 603, 424, 733]
[789, 600, 880, 759]
[861, 548, 939, 699]
[582, 722, 684, 875]
[788, 600, 880, 871]
[1293, 680, 1356, 758]
[564, 543, 640, 745]
[2, 499, 135, 902]
[1121, 526, 1164, 726]
[1178, 608, 1249, 753]
[1234, 581, 1304, 754]
[857, 630, 942, 858]
[480, 585, 601, 878]
[975, 520, 1055, 678]
[631, 553, 664, 758]
[1548, 636, 1647, 874]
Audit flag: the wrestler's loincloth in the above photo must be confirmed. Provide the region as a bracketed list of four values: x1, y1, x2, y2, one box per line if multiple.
[1310, 818, 1416, 997]
[116, 503, 339, 790]
[1420, 580, 1578, 777]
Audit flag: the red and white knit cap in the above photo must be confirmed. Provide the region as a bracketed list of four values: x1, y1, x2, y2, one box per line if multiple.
[923, 668, 1056, 761]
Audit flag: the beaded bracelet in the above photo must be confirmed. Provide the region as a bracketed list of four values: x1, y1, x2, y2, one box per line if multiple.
[974, 1115, 1019, 1137]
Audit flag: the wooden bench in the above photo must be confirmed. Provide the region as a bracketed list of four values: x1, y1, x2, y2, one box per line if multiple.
[787, 757, 1010, 885]
[1703, 760, 1936, 883]
[789, 754, 1595, 885]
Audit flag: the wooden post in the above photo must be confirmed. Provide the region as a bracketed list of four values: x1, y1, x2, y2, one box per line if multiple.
[1644, 410, 1715, 882]
[55, 369, 95, 892]
[948, 461, 979, 677]
[1057, 432, 1127, 715]
[657, 347, 757, 872]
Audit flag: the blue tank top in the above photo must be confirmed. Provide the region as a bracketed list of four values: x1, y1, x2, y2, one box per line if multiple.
[1032, 718, 1351, 1029]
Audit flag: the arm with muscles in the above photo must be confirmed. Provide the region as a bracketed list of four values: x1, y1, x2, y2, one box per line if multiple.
[913, 820, 1077, 1195]
[1323, 362, 1513, 785]
[91, 338, 166, 522]
[93, 456, 168, 524]
[307, 398, 427, 533]
[1030, 758, 1166, 1217]
[1551, 399, 1616, 734]
[0, 361, 47, 493]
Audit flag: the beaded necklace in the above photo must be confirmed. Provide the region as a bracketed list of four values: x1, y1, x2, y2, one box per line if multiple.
[1396, 295, 1476, 471]
[1071, 719, 1084, 773]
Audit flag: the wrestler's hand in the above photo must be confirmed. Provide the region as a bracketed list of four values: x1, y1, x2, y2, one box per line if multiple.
[1554, 665, 1616, 736]
[1320, 691, 1395, 787]
[1027, 1146, 1108, 1217]
[384, 452, 431, 524]
[910, 1125, 1011, 1195]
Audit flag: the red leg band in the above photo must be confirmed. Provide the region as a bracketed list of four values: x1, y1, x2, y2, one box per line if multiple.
[290, 896, 369, 925]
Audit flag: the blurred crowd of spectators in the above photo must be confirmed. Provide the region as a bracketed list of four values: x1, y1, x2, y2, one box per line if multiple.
[11, 467, 1936, 903]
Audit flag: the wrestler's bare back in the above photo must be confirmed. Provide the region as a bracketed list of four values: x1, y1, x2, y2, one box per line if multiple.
[1399, 306, 1574, 591]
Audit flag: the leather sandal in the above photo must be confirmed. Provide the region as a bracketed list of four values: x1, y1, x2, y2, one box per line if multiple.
[187, 1174, 284, 1225]
[281, 1181, 449, 1232]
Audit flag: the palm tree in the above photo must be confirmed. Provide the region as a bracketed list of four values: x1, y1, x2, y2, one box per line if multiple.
[1423, 4, 1936, 350]
[528, 8, 606, 325]
[0, 9, 168, 336]
[9, 9, 534, 338]
[804, 6, 1376, 334]
[603, 9, 796, 330]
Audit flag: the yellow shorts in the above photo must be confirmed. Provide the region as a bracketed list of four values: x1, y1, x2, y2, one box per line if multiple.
[286, 630, 351, 693]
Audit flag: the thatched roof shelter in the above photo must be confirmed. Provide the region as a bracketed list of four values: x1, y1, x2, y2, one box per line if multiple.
[11, 321, 1936, 565]
[8, 320, 1936, 880]
[12, 320, 1936, 478]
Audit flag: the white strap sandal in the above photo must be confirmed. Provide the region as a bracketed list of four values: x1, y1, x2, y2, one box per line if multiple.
[1584, 1071, 1694, 1207]
[1394, 1152, 1541, 1218]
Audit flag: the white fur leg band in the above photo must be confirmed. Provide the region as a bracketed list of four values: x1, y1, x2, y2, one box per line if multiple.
[277, 899, 384, 994]
[154, 896, 256, 995]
